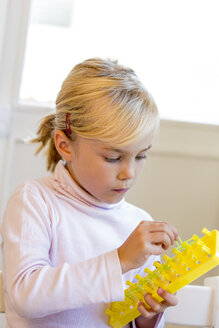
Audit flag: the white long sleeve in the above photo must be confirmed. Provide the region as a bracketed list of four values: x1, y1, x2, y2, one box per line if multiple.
[0, 161, 164, 328]
[1, 190, 124, 318]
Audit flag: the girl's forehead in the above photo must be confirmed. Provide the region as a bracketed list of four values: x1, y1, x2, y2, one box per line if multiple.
[101, 143, 152, 154]
[77, 133, 154, 154]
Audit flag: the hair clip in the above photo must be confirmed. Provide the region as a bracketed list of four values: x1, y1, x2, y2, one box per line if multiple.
[65, 113, 72, 135]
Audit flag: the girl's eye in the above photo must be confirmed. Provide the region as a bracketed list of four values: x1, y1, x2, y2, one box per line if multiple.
[104, 157, 120, 163]
[136, 154, 147, 160]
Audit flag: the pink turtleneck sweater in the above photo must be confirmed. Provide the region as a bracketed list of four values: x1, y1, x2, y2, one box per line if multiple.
[0, 161, 164, 328]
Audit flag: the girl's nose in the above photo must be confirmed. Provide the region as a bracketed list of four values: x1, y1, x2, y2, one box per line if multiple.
[117, 164, 135, 181]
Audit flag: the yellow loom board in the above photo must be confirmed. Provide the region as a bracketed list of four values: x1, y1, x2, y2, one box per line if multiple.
[106, 228, 219, 328]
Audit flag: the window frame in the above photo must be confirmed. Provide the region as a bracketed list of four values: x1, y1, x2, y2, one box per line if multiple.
[0, 0, 53, 138]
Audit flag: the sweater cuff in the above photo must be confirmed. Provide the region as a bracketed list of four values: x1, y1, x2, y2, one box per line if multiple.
[132, 312, 164, 328]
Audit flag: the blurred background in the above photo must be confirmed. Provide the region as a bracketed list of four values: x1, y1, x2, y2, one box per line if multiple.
[0, 0, 219, 326]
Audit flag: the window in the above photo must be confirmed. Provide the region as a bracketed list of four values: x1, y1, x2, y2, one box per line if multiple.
[20, 0, 219, 125]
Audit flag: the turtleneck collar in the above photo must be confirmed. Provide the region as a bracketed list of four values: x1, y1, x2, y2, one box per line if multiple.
[51, 160, 125, 210]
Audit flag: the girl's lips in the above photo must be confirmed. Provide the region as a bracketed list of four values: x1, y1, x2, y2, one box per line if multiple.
[113, 188, 129, 193]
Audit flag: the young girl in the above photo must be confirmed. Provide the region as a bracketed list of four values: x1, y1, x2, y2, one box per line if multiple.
[1, 58, 178, 328]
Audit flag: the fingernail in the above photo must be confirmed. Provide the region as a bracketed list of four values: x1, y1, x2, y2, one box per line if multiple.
[157, 288, 163, 294]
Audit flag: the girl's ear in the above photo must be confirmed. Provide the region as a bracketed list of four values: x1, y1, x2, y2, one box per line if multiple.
[54, 130, 73, 161]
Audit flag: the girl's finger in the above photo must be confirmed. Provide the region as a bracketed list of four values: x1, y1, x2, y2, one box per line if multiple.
[156, 221, 178, 244]
[157, 288, 178, 306]
[143, 221, 177, 244]
[149, 231, 172, 249]
[137, 300, 153, 318]
[167, 222, 179, 241]
[145, 243, 164, 255]
[144, 293, 162, 313]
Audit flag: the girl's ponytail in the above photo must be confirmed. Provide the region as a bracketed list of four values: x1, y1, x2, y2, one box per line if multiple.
[31, 114, 61, 172]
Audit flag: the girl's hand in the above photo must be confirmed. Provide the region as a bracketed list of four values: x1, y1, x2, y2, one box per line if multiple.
[118, 221, 178, 273]
[136, 288, 178, 326]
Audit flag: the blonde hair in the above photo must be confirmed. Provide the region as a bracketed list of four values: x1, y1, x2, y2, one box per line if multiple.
[32, 58, 159, 172]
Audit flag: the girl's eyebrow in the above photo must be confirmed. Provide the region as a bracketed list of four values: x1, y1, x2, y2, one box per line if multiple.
[102, 144, 152, 153]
